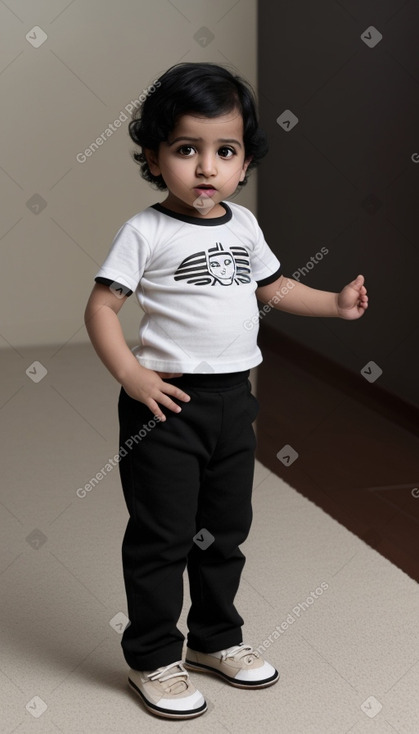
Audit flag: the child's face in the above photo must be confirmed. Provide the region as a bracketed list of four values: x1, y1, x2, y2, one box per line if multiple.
[145, 110, 252, 218]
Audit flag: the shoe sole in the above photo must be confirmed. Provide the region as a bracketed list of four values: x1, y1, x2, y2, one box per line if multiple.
[184, 660, 280, 689]
[128, 677, 208, 719]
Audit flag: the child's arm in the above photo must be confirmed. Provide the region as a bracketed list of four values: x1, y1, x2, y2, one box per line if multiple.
[84, 284, 190, 421]
[256, 274, 368, 319]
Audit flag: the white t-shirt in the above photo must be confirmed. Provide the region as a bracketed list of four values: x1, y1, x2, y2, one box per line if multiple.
[95, 201, 281, 373]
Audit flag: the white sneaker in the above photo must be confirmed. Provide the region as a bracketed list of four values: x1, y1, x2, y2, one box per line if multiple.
[185, 643, 279, 688]
[128, 660, 207, 719]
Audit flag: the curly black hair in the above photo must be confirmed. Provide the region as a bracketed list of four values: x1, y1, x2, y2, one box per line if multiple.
[128, 62, 268, 190]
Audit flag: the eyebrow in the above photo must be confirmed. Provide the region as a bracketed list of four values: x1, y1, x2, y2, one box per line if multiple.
[168, 136, 243, 148]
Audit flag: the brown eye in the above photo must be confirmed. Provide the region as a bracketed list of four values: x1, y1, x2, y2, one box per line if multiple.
[177, 145, 195, 156]
[218, 147, 235, 158]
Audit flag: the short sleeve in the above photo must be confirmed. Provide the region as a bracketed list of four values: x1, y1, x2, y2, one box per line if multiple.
[94, 221, 151, 294]
[94, 277, 133, 297]
[247, 212, 282, 286]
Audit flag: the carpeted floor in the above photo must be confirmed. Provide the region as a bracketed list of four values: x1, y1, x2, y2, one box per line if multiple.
[1, 344, 418, 733]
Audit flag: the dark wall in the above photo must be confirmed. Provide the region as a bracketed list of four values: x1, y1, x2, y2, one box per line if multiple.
[257, 0, 419, 408]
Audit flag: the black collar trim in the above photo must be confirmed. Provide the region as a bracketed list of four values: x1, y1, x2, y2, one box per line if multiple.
[151, 202, 232, 226]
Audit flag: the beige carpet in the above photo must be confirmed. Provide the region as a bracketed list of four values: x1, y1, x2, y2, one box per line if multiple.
[1, 344, 418, 733]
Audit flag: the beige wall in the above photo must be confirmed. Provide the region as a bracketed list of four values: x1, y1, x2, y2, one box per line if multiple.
[1, 0, 258, 348]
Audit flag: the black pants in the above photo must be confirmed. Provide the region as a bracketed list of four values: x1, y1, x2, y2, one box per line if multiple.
[118, 370, 259, 671]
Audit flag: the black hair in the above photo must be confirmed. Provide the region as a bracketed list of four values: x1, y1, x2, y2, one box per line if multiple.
[128, 62, 268, 190]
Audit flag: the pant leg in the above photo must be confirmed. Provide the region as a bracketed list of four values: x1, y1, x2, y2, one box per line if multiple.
[118, 384, 227, 671]
[118, 387, 204, 670]
[186, 379, 259, 653]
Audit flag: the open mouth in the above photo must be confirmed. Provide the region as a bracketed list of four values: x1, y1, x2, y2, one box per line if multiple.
[194, 185, 216, 197]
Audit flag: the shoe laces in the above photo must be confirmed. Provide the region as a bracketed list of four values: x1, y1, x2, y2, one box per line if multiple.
[221, 643, 260, 664]
[147, 660, 189, 694]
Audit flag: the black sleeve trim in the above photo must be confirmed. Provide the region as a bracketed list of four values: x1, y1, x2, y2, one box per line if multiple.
[94, 277, 133, 297]
[256, 266, 282, 288]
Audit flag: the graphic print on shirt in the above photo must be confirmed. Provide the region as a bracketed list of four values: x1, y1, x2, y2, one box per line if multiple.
[174, 242, 251, 286]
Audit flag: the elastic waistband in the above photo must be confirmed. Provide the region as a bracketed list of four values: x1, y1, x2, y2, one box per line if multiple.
[164, 370, 250, 391]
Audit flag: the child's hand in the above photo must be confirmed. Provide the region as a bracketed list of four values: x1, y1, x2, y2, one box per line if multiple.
[337, 274, 368, 320]
[122, 366, 190, 422]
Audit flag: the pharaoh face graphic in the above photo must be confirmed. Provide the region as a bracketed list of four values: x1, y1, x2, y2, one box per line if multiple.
[207, 251, 235, 285]
[174, 242, 251, 286]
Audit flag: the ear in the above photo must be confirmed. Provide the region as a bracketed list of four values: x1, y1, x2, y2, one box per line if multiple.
[239, 156, 253, 182]
[144, 148, 161, 176]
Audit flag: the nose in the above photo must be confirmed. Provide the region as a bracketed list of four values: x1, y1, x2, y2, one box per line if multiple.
[196, 152, 217, 177]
